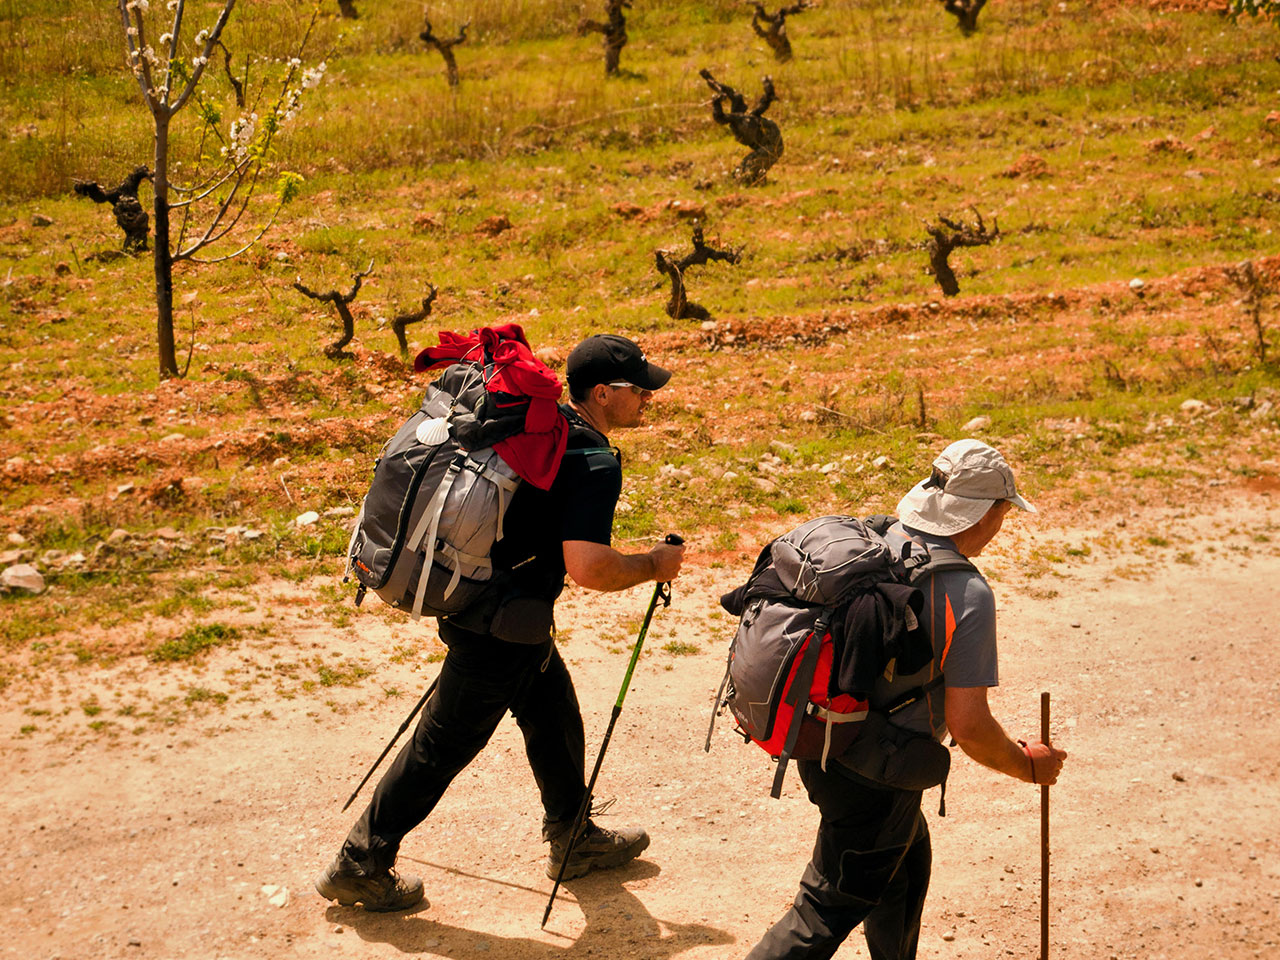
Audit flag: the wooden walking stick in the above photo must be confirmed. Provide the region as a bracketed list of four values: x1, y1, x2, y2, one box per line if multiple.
[1040, 690, 1051, 960]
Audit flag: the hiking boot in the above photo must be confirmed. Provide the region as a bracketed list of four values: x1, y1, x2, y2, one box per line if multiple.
[545, 819, 650, 881]
[314, 854, 425, 912]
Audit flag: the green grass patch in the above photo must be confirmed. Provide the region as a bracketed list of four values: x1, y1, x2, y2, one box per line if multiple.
[662, 640, 700, 656]
[148, 623, 241, 663]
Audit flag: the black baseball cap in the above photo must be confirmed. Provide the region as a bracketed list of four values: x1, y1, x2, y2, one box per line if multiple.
[566, 334, 671, 395]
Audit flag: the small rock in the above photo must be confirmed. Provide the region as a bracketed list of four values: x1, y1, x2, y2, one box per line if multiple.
[295, 511, 320, 527]
[153, 527, 182, 541]
[534, 346, 562, 368]
[323, 506, 355, 518]
[1180, 399, 1210, 416]
[54, 261, 71, 276]
[107, 528, 131, 545]
[32, 213, 53, 227]
[5, 532, 25, 545]
[271, 457, 291, 469]
[243, 529, 265, 541]
[127, 938, 141, 947]
[1, 563, 45, 594]
[116, 482, 135, 495]
[0, 549, 28, 565]
[1251, 400, 1274, 420]
[962, 416, 991, 432]
[1129, 277, 1145, 293]
[770, 440, 798, 456]
[159, 432, 186, 444]
[872, 456, 893, 470]
[753, 477, 778, 494]
[1071, 621, 1081, 628]
[1172, 772, 1186, 782]
[941, 932, 956, 942]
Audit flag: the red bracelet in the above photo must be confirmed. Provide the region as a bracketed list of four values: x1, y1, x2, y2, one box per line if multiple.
[1018, 740, 1037, 784]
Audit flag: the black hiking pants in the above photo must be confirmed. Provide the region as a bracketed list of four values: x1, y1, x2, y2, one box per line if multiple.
[745, 761, 931, 960]
[341, 621, 586, 874]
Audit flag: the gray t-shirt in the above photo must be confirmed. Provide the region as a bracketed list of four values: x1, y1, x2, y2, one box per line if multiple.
[870, 522, 999, 740]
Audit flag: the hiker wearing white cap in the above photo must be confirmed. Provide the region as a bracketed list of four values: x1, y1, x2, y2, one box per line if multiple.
[746, 438, 1067, 960]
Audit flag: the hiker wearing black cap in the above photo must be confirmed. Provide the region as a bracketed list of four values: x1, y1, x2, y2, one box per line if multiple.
[316, 334, 684, 912]
[746, 439, 1067, 960]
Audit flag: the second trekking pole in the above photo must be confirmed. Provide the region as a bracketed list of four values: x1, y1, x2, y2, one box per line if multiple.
[541, 533, 684, 928]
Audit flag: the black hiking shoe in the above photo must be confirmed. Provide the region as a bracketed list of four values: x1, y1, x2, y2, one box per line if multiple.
[545, 819, 650, 881]
[314, 854, 425, 912]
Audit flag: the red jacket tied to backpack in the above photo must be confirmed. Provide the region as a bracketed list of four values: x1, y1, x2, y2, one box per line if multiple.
[414, 323, 567, 491]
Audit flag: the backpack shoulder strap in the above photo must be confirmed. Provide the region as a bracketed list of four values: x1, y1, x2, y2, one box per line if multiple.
[907, 545, 976, 582]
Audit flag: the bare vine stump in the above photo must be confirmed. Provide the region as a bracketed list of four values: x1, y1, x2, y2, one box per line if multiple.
[700, 70, 784, 186]
[941, 0, 987, 35]
[294, 262, 374, 360]
[654, 225, 742, 321]
[391, 284, 438, 358]
[1227, 260, 1270, 365]
[923, 209, 999, 297]
[73, 166, 152, 253]
[421, 16, 469, 88]
[337, 0, 358, 18]
[214, 39, 246, 107]
[578, 1, 630, 75]
[750, 2, 810, 63]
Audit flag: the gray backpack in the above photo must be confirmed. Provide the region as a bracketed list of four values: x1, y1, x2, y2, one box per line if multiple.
[345, 363, 528, 621]
[706, 515, 973, 797]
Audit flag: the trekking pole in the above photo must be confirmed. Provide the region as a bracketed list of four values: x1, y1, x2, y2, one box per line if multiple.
[541, 533, 684, 928]
[1040, 690, 1051, 960]
[340, 677, 438, 812]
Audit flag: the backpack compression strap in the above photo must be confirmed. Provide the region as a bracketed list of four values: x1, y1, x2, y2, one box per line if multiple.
[771, 614, 829, 799]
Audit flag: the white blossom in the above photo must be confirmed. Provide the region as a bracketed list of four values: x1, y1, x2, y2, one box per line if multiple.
[194, 29, 209, 45]
[301, 62, 325, 90]
[223, 112, 259, 161]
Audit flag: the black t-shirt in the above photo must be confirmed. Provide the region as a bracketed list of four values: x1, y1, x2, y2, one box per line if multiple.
[489, 404, 622, 603]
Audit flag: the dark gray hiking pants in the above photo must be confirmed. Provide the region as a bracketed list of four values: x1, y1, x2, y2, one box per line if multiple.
[745, 761, 931, 960]
[341, 622, 586, 874]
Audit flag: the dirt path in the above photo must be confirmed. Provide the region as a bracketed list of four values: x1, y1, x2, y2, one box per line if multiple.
[4, 488, 1280, 960]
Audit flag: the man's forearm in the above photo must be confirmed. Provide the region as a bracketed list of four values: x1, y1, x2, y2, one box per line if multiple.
[563, 539, 656, 592]
[952, 714, 1033, 782]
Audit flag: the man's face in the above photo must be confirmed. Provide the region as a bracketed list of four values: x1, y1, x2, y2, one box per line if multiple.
[603, 382, 654, 429]
[970, 499, 1014, 555]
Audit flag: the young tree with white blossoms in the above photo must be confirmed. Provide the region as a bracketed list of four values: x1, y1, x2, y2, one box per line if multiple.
[117, 0, 325, 378]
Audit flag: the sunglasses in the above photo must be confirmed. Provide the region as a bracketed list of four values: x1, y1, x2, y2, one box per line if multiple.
[605, 381, 648, 395]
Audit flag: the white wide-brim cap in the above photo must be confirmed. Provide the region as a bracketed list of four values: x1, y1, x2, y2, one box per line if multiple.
[896, 438, 1036, 537]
